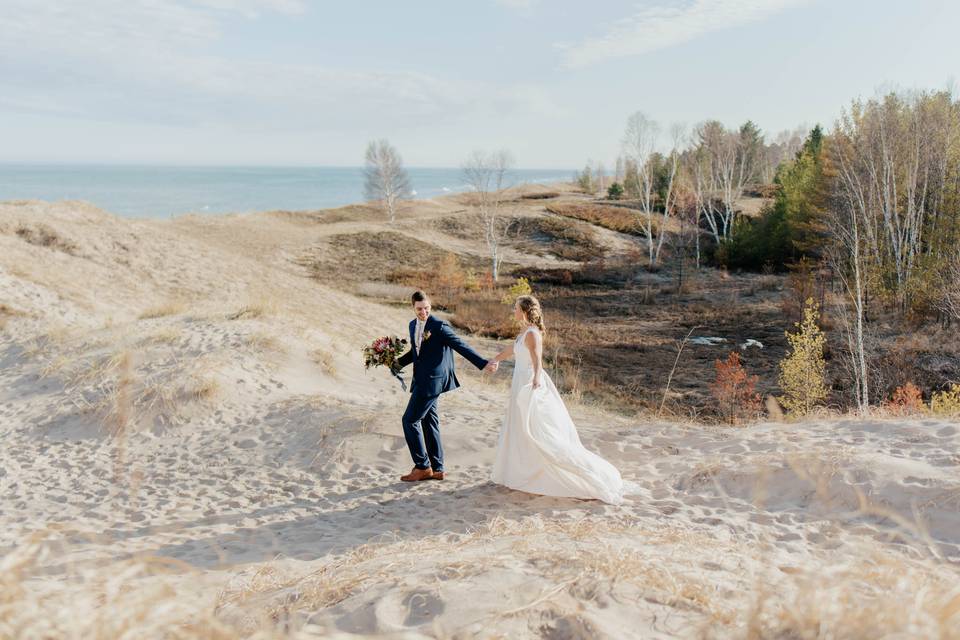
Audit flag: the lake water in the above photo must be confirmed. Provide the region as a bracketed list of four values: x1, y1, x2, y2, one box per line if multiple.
[0, 165, 573, 219]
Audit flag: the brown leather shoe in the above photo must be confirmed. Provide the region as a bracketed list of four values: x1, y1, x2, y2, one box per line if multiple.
[429, 471, 444, 481]
[400, 467, 434, 482]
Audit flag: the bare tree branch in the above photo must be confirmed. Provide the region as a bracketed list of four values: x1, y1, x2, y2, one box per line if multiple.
[462, 149, 515, 282]
[364, 139, 412, 224]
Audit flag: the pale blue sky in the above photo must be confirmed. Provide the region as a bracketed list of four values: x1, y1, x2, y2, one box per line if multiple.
[1, 0, 957, 168]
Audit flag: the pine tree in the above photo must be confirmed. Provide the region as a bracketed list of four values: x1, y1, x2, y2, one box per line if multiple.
[718, 126, 830, 271]
[783, 125, 830, 259]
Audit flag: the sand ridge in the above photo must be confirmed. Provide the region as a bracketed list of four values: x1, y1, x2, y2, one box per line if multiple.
[2, 199, 959, 638]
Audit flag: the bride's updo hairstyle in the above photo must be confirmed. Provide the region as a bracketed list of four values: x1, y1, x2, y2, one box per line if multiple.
[516, 295, 546, 334]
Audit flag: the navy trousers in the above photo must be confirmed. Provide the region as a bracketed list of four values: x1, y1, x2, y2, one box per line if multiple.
[402, 389, 443, 472]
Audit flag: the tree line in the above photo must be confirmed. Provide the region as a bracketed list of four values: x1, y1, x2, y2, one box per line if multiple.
[584, 89, 960, 412]
[363, 88, 960, 413]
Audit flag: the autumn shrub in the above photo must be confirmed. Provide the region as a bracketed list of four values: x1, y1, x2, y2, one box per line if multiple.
[389, 251, 470, 303]
[711, 351, 761, 424]
[778, 299, 827, 418]
[501, 277, 532, 304]
[885, 382, 926, 416]
[463, 269, 481, 292]
[434, 252, 466, 298]
[449, 297, 516, 338]
[930, 384, 960, 417]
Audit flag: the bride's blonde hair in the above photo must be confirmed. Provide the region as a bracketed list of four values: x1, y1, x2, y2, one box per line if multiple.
[516, 295, 545, 334]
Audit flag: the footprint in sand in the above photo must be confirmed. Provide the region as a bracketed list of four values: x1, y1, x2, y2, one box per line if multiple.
[401, 590, 445, 627]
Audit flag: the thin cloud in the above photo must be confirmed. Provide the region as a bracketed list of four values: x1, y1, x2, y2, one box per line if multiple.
[0, 0, 560, 131]
[495, 0, 538, 8]
[192, 0, 306, 17]
[494, 0, 540, 12]
[559, 0, 810, 69]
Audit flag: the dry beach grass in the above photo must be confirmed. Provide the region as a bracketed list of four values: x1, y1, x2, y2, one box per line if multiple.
[1, 196, 959, 638]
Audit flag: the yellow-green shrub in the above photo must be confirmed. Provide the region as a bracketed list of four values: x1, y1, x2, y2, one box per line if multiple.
[930, 384, 960, 416]
[464, 269, 481, 292]
[501, 277, 532, 305]
[778, 299, 827, 418]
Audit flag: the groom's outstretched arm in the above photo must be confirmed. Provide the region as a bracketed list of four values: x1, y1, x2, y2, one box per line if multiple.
[438, 321, 488, 370]
[395, 347, 413, 370]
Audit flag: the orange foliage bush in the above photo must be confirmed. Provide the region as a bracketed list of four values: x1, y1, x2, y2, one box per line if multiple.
[711, 351, 762, 424]
[885, 382, 926, 416]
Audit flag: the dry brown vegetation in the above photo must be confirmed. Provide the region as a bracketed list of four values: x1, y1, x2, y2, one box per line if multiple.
[139, 300, 187, 320]
[545, 202, 648, 237]
[0, 303, 27, 330]
[519, 191, 560, 200]
[435, 212, 604, 262]
[296, 192, 803, 420]
[4, 196, 960, 639]
[13, 222, 81, 255]
[299, 231, 491, 287]
[512, 216, 604, 262]
[290, 181, 959, 421]
[226, 293, 278, 321]
[4, 513, 957, 638]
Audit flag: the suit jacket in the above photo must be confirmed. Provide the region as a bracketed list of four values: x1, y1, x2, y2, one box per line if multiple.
[395, 315, 488, 397]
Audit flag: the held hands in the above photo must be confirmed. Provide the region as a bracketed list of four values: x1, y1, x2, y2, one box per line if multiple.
[484, 360, 500, 374]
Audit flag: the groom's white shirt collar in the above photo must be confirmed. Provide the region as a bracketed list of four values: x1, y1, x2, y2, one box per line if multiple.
[415, 316, 428, 354]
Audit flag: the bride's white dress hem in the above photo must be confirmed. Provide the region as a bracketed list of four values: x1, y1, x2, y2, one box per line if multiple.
[491, 326, 633, 506]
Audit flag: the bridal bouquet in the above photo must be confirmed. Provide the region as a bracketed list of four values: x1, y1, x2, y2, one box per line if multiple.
[363, 335, 408, 390]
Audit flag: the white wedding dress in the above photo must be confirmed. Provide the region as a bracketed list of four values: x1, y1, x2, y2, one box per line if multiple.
[491, 326, 632, 505]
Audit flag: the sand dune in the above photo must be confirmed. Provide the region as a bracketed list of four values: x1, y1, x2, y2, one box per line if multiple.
[1, 200, 959, 638]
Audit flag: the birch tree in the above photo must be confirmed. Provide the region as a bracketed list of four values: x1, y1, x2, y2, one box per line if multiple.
[832, 91, 959, 311]
[937, 254, 960, 325]
[693, 120, 761, 243]
[363, 139, 411, 224]
[596, 161, 607, 195]
[828, 200, 871, 411]
[651, 124, 686, 266]
[623, 112, 661, 268]
[462, 149, 514, 282]
[687, 134, 719, 263]
[761, 127, 806, 183]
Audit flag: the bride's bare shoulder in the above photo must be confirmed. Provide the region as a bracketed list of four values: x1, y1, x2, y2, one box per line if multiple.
[521, 326, 541, 345]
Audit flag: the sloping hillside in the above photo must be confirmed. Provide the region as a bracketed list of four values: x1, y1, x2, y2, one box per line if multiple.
[1, 199, 958, 639]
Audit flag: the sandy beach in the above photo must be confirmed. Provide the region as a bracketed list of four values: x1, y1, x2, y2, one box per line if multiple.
[2, 196, 959, 638]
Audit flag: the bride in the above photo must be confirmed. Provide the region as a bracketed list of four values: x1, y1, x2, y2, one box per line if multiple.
[489, 295, 631, 505]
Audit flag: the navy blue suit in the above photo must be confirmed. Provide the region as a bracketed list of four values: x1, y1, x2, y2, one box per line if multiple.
[394, 315, 488, 472]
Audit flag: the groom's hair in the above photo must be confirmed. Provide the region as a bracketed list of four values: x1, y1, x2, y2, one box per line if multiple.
[411, 290, 429, 305]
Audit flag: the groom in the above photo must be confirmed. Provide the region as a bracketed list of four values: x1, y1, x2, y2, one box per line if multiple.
[394, 290, 498, 482]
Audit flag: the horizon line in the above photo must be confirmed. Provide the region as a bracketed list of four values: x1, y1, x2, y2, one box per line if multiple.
[0, 161, 578, 172]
